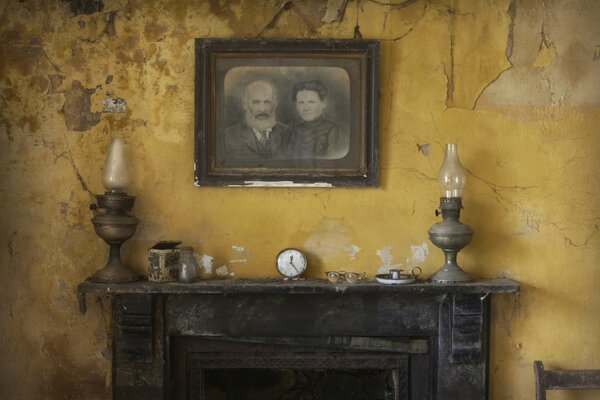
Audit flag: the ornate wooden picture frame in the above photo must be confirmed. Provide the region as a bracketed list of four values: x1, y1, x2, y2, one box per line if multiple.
[194, 38, 379, 187]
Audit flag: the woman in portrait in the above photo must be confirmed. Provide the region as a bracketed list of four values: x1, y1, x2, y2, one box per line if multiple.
[287, 80, 340, 159]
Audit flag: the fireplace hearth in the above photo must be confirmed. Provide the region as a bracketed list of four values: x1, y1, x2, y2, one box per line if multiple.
[78, 278, 519, 400]
[174, 337, 410, 400]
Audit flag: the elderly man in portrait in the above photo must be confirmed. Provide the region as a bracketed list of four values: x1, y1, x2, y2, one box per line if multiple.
[220, 80, 288, 161]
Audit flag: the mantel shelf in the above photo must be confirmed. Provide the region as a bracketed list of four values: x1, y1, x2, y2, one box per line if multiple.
[77, 277, 519, 313]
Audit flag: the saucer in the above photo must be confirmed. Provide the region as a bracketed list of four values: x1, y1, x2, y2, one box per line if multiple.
[375, 273, 416, 285]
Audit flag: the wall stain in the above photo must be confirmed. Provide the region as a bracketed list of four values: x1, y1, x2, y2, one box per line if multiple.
[0, 44, 44, 78]
[61, 80, 101, 131]
[62, 0, 105, 16]
[48, 74, 65, 94]
[29, 74, 48, 93]
[144, 19, 170, 42]
[104, 112, 147, 131]
[17, 116, 41, 133]
[42, 336, 107, 398]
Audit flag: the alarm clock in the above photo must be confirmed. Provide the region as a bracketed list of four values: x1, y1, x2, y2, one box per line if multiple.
[275, 248, 307, 279]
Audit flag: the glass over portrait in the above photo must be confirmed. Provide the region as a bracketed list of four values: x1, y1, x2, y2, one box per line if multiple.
[217, 65, 353, 168]
[195, 39, 379, 187]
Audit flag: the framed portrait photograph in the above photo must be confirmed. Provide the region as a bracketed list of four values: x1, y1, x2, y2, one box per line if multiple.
[194, 38, 379, 187]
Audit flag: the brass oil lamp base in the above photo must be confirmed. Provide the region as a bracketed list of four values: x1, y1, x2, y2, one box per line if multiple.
[90, 192, 141, 283]
[428, 197, 473, 283]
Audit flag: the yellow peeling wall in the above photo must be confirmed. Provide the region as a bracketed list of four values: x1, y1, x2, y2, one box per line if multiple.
[0, 0, 599, 398]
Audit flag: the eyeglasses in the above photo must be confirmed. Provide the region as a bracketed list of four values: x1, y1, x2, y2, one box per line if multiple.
[325, 271, 365, 284]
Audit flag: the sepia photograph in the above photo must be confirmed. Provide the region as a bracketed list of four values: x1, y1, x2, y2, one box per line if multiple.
[195, 39, 379, 187]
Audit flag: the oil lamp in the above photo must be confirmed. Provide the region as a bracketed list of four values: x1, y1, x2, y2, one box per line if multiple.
[90, 138, 141, 283]
[428, 143, 474, 283]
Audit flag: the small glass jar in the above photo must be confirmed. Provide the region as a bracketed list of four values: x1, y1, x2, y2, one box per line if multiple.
[178, 247, 197, 283]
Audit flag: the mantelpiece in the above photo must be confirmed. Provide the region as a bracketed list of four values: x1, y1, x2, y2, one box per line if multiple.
[77, 278, 519, 400]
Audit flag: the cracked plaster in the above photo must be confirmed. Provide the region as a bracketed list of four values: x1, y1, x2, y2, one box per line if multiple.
[0, 1, 600, 399]
[476, 0, 600, 108]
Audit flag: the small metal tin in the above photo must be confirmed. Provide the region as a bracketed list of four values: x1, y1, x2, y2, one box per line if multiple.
[148, 241, 182, 282]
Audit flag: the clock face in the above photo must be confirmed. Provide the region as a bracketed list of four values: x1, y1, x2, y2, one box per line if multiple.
[276, 248, 307, 278]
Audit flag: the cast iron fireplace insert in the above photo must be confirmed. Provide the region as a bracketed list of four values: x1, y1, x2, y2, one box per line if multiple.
[77, 278, 519, 400]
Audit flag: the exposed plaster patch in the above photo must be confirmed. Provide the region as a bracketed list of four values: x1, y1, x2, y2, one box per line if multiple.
[102, 97, 126, 113]
[198, 254, 213, 275]
[304, 219, 352, 259]
[375, 246, 402, 274]
[226, 259, 247, 264]
[408, 243, 429, 263]
[62, 80, 101, 131]
[476, 0, 600, 108]
[417, 143, 430, 157]
[345, 244, 361, 260]
[215, 265, 232, 277]
[322, 0, 348, 23]
[232, 246, 246, 253]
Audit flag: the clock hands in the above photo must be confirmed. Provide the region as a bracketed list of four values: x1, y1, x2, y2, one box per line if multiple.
[289, 254, 299, 273]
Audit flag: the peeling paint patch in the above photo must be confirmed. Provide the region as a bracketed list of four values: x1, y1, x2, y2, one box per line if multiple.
[593, 45, 600, 61]
[62, 80, 101, 131]
[376, 246, 402, 274]
[417, 143, 430, 157]
[323, 0, 348, 23]
[232, 246, 246, 253]
[198, 254, 213, 275]
[409, 243, 429, 263]
[376, 246, 393, 265]
[304, 219, 351, 259]
[345, 244, 361, 260]
[227, 259, 247, 264]
[215, 265, 230, 276]
[102, 97, 126, 113]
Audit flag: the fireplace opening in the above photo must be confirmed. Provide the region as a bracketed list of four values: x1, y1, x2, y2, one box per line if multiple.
[171, 337, 418, 400]
[202, 368, 397, 400]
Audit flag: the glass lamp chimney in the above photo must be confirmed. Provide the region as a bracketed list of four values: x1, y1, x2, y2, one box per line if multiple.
[102, 137, 130, 193]
[438, 143, 466, 198]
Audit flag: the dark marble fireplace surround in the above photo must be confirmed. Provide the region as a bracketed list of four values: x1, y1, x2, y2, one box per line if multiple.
[78, 278, 519, 400]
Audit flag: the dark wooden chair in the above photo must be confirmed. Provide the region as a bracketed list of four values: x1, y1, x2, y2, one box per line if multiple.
[534, 360, 600, 400]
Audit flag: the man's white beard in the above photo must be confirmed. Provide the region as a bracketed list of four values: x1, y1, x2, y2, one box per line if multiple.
[245, 111, 276, 131]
